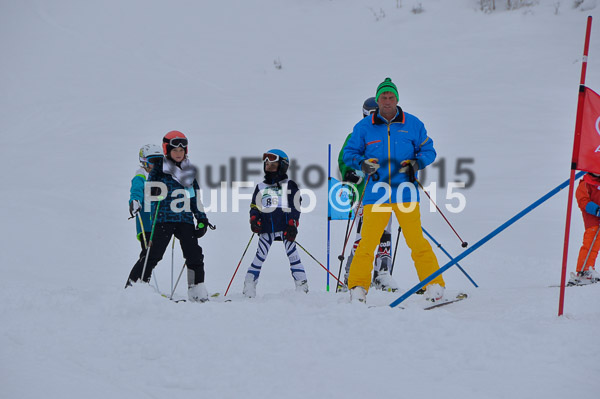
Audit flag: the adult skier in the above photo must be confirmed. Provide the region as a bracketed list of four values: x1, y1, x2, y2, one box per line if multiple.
[343, 77, 445, 303]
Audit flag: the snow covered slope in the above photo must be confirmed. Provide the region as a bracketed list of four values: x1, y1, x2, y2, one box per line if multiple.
[1, 1, 599, 398]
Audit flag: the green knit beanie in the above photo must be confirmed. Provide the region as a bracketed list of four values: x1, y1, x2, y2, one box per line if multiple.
[375, 77, 398, 102]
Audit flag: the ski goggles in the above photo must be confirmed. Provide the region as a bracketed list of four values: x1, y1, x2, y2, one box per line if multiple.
[263, 153, 280, 163]
[146, 156, 162, 164]
[164, 137, 188, 148]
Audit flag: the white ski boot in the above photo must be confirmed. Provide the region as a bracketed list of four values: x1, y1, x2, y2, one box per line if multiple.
[350, 286, 367, 304]
[188, 283, 209, 302]
[294, 279, 309, 293]
[243, 274, 258, 298]
[374, 271, 400, 292]
[424, 283, 445, 302]
[569, 269, 600, 286]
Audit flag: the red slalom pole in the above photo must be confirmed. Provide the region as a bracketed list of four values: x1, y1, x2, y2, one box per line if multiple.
[559, 16, 593, 317]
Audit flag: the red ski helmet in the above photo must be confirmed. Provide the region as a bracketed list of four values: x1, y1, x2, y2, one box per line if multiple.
[162, 130, 188, 156]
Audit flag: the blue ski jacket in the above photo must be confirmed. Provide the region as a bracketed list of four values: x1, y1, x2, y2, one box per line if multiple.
[343, 106, 436, 205]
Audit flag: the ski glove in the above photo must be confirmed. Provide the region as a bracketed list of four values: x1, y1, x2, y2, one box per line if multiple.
[195, 217, 209, 238]
[400, 159, 419, 183]
[361, 159, 380, 176]
[284, 219, 298, 242]
[129, 200, 141, 217]
[250, 215, 262, 234]
[586, 202, 600, 217]
[344, 170, 363, 185]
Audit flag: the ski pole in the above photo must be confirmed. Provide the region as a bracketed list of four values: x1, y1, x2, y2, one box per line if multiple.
[137, 213, 148, 249]
[170, 262, 186, 300]
[415, 178, 468, 248]
[140, 198, 162, 283]
[136, 213, 160, 291]
[224, 233, 255, 296]
[335, 187, 355, 292]
[390, 226, 401, 276]
[296, 241, 347, 288]
[338, 175, 371, 262]
[422, 227, 478, 288]
[171, 237, 175, 295]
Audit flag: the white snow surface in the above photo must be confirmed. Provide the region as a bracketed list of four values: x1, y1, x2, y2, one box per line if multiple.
[2, 1, 600, 398]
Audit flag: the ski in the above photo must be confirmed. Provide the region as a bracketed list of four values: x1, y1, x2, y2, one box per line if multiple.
[161, 294, 186, 303]
[423, 293, 468, 310]
[160, 292, 221, 303]
[549, 272, 600, 287]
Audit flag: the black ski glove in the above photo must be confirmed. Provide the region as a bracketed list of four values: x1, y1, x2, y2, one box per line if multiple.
[250, 215, 262, 233]
[129, 200, 141, 218]
[344, 170, 363, 184]
[195, 217, 209, 238]
[400, 159, 419, 183]
[284, 219, 298, 242]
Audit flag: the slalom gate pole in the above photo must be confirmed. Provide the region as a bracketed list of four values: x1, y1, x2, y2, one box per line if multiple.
[416, 178, 468, 248]
[390, 226, 401, 276]
[327, 210, 331, 291]
[170, 262, 186, 300]
[224, 233, 255, 296]
[140, 198, 162, 284]
[389, 172, 585, 308]
[559, 16, 593, 316]
[335, 194, 354, 293]
[422, 227, 478, 288]
[296, 241, 347, 288]
[327, 144, 331, 291]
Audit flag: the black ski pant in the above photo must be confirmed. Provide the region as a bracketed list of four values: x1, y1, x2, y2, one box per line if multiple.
[128, 222, 204, 286]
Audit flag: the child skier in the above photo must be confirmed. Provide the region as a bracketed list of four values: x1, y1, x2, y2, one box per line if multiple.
[242, 149, 308, 298]
[338, 97, 399, 292]
[129, 144, 163, 253]
[126, 130, 212, 302]
[571, 172, 600, 285]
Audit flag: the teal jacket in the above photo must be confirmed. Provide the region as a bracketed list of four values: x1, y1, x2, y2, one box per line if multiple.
[343, 106, 436, 205]
[129, 168, 152, 239]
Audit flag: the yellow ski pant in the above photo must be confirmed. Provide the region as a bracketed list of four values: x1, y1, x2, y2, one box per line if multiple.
[347, 203, 445, 292]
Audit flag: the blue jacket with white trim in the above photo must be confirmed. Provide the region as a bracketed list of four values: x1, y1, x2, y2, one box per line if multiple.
[250, 174, 301, 234]
[343, 106, 436, 205]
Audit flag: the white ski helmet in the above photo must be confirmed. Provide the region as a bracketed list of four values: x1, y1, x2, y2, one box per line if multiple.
[139, 144, 163, 165]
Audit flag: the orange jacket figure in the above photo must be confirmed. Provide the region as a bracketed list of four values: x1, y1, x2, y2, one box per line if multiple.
[574, 173, 600, 276]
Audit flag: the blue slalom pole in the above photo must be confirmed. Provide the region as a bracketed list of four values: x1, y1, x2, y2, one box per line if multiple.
[422, 227, 478, 288]
[389, 171, 585, 308]
[327, 144, 331, 291]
